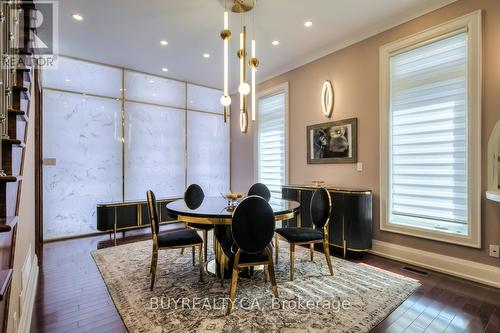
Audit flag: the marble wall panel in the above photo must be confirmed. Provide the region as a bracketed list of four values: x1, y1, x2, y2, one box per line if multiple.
[187, 84, 223, 114]
[124, 102, 186, 200]
[43, 56, 122, 98]
[187, 111, 229, 196]
[124, 71, 185, 108]
[43, 90, 122, 239]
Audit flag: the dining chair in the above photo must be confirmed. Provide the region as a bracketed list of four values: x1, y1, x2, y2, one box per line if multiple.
[219, 195, 278, 315]
[275, 187, 334, 281]
[147, 190, 204, 290]
[184, 184, 214, 262]
[247, 182, 271, 201]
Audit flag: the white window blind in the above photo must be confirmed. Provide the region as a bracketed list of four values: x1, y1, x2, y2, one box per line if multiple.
[257, 92, 286, 199]
[389, 32, 468, 234]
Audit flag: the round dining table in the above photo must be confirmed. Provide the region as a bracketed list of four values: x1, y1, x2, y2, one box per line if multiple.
[166, 196, 300, 275]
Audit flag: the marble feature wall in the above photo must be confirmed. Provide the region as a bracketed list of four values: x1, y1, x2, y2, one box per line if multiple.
[43, 57, 122, 98]
[125, 102, 186, 200]
[43, 90, 122, 239]
[187, 84, 223, 114]
[124, 71, 185, 108]
[187, 111, 229, 196]
[43, 56, 229, 239]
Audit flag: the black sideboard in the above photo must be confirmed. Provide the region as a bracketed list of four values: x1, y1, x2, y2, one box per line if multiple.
[282, 185, 373, 257]
[96, 197, 181, 234]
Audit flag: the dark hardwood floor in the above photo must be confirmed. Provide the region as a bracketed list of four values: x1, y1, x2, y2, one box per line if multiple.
[31, 228, 500, 333]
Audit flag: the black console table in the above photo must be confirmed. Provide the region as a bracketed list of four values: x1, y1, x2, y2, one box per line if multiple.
[96, 198, 181, 240]
[282, 185, 372, 257]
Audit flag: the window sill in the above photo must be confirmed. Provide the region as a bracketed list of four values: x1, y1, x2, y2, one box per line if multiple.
[380, 221, 481, 248]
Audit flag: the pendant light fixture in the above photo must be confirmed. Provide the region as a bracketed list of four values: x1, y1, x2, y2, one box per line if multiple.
[220, 0, 259, 133]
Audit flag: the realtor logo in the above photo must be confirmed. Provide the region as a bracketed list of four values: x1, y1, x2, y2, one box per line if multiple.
[4, 1, 58, 68]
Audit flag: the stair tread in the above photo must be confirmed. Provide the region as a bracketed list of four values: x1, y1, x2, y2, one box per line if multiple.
[12, 85, 28, 92]
[0, 176, 19, 183]
[17, 49, 33, 56]
[8, 109, 25, 116]
[8, 108, 29, 122]
[0, 269, 13, 301]
[2, 138, 23, 146]
[0, 216, 18, 233]
[17, 67, 31, 72]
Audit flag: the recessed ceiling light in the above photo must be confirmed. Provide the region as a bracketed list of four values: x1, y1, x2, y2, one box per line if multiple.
[72, 13, 83, 21]
[65, 79, 71, 82]
[149, 79, 155, 83]
[304, 21, 313, 28]
[272, 40, 280, 46]
[161, 67, 168, 72]
[160, 40, 168, 46]
[203, 53, 211, 58]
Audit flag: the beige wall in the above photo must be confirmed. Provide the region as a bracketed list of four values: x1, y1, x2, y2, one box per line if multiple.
[7, 83, 37, 332]
[231, 0, 500, 267]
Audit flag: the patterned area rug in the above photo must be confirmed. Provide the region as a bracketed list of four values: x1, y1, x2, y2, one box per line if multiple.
[92, 239, 419, 333]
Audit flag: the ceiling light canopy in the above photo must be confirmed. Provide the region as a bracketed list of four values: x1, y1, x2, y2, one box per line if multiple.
[304, 20, 313, 28]
[160, 40, 168, 46]
[71, 13, 83, 21]
[272, 40, 280, 46]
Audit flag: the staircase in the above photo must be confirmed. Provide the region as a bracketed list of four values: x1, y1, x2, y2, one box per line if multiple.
[0, 0, 37, 331]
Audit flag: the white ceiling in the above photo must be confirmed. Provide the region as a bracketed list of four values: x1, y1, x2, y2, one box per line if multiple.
[54, 0, 456, 90]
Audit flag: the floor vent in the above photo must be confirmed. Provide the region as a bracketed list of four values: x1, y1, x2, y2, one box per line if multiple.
[402, 266, 429, 276]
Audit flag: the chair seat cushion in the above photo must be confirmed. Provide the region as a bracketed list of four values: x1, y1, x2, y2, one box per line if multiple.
[157, 229, 203, 248]
[275, 227, 324, 243]
[187, 223, 214, 231]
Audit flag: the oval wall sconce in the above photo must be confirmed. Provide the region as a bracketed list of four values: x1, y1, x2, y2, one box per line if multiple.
[321, 80, 334, 118]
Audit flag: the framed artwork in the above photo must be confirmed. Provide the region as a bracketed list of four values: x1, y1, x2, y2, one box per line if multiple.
[307, 118, 357, 164]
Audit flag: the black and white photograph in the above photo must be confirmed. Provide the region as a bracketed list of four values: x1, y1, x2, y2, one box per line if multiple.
[307, 118, 357, 164]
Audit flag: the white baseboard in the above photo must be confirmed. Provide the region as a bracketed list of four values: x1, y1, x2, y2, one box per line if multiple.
[17, 254, 39, 333]
[370, 239, 500, 289]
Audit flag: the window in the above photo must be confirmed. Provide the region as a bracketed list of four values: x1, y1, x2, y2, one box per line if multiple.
[255, 83, 289, 199]
[380, 11, 481, 247]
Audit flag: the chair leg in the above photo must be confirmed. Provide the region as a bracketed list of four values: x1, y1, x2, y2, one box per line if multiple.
[192, 246, 195, 266]
[310, 243, 314, 261]
[264, 265, 269, 283]
[149, 251, 154, 274]
[226, 255, 240, 315]
[199, 244, 204, 282]
[220, 254, 225, 287]
[180, 248, 184, 255]
[150, 250, 158, 291]
[324, 241, 334, 276]
[290, 243, 295, 281]
[203, 230, 208, 262]
[266, 246, 279, 299]
[275, 234, 279, 264]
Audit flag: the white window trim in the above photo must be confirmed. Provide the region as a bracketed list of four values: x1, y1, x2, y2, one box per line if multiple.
[379, 11, 482, 248]
[253, 82, 290, 187]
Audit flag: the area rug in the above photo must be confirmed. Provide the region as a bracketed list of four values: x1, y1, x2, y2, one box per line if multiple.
[92, 239, 420, 333]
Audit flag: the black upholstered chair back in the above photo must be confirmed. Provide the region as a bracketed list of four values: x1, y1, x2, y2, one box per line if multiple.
[146, 190, 160, 235]
[248, 183, 271, 201]
[184, 184, 205, 209]
[232, 196, 275, 254]
[310, 187, 332, 229]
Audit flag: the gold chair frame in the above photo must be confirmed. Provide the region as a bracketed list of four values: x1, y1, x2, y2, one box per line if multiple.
[147, 192, 204, 291]
[223, 245, 278, 315]
[275, 188, 334, 281]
